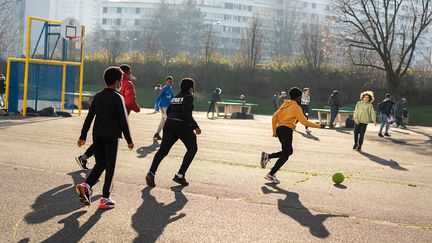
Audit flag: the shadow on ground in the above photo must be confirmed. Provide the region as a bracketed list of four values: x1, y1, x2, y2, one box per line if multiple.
[262, 183, 346, 238]
[132, 186, 188, 242]
[296, 131, 320, 141]
[136, 140, 160, 158]
[359, 151, 408, 171]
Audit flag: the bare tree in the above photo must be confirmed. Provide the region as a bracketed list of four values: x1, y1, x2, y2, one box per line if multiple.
[241, 15, 265, 76]
[103, 32, 122, 64]
[142, 31, 160, 60]
[333, 0, 432, 94]
[272, 2, 302, 57]
[300, 25, 328, 69]
[0, 0, 19, 59]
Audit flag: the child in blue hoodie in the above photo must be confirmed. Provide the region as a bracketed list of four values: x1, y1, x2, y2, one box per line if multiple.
[154, 76, 174, 140]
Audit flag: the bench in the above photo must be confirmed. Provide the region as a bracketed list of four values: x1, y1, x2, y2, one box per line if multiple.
[213, 100, 258, 118]
[312, 107, 354, 127]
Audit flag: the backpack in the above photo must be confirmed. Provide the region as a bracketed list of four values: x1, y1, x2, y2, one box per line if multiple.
[345, 117, 354, 128]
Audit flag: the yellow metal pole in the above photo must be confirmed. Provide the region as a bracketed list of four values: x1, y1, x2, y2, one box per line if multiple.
[5, 58, 11, 109]
[61, 64, 67, 112]
[22, 16, 32, 116]
[78, 25, 86, 116]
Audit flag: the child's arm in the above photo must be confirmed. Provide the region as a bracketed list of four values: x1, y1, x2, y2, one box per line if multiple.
[294, 106, 320, 128]
[117, 96, 133, 148]
[370, 104, 377, 125]
[181, 95, 199, 132]
[353, 102, 359, 124]
[78, 98, 96, 146]
[124, 83, 140, 113]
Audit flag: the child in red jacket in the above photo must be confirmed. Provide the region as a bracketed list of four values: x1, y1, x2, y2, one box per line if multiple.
[119, 64, 140, 114]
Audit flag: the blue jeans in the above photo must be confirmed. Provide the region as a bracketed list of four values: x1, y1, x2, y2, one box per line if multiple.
[330, 109, 338, 126]
[379, 114, 390, 134]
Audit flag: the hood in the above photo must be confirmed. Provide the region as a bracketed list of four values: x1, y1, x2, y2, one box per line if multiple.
[122, 73, 132, 82]
[279, 99, 297, 110]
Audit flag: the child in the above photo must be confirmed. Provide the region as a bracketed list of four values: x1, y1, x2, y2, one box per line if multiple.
[260, 87, 325, 183]
[154, 76, 174, 140]
[353, 91, 377, 151]
[301, 87, 311, 133]
[76, 67, 134, 209]
[146, 78, 201, 187]
[207, 87, 221, 119]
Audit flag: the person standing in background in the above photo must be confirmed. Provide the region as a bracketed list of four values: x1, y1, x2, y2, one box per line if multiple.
[328, 90, 341, 128]
[154, 76, 174, 140]
[301, 88, 311, 133]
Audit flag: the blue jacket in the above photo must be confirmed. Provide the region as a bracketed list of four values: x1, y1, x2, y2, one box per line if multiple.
[158, 85, 173, 108]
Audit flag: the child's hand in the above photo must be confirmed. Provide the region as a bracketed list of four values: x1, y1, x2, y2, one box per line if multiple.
[273, 134, 277, 137]
[354, 119, 359, 125]
[77, 139, 86, 147]
[320, 124, 326, 128]
[195, 128, 202, 135]
[128, 143, 134, 150]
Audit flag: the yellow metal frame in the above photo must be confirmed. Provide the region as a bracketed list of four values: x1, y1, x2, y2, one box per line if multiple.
[5, 16, 85, 116]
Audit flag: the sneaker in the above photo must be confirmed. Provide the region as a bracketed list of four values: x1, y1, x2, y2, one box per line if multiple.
[305, 128, 311, 133]
[153, 133, 162, 140]
[378, 133, 384, 137]
[260, 152, 269, 169]
[75, 155, 89, 170]
[172, 174, 189, 186]
[384, 133, 391, 137]
[356, 146, 362, 152]
[76, 183, 91, 206]
[98, 198, 115, 209]
[146, 172, 156, 187]
[264, 173, 280, 184]
[353, 144, 358, 150]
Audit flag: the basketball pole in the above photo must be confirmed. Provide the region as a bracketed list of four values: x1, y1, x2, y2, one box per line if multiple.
[78, 26, 86, 116]
[61, 64, 67, 112]
[22, 16, 32, 116]
[5, 58, 11, 109]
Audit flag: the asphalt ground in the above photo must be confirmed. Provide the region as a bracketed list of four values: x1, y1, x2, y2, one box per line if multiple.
[0, 109, 431, 242]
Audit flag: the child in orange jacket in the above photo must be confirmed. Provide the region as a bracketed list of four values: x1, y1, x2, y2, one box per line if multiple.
[260, 87, 325, 183]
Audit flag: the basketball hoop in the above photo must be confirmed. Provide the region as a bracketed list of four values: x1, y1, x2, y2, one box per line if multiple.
[60, 17, 82, 41]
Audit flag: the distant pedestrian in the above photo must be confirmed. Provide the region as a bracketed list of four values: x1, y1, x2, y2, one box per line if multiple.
[0, 74, 5, 107]
[154, 84, 162, 112]
[207, 87, 221, 119]
[328, 90, 341, 128]
[377, 93, 394, 137]
[278, 91, 288, 107]
[239, 94, 245, 102]
[301, 87, 311, 133]
[146, 78, 201, 187]
[154, 76, 174, 140]
[394, 97, 407, 128]
[260, 87, 325, 184]
[271, 91, 280, 111]
[353, 91, 377, 152]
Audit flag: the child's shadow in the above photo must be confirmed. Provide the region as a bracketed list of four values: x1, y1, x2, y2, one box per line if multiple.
[136, 140, 160, 158]
[262, 183, 346, 238]
[132, 186, 188, 243]
[41, 209, 107, 243]
[24, 170, 100, 224]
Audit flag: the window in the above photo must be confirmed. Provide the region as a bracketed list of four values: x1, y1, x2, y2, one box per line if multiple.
[225, 3, 233, 9]
[135, 19, 140, 25]
[304, 2, 308, 8]
[116, 18, 121, 25]
[136, 8, 141, 14]
[312, 3, 316, 9]
[248, 6, 252, 12]
[117, 7, 122, 13]
[103, 7, 107, 13]
[102, 18, 107, 25]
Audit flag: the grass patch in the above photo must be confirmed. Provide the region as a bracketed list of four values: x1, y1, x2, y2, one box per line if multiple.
[83, 84, 432, 126]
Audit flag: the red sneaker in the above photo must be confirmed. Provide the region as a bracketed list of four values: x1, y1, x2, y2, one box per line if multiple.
[98, 198, 116, 209]
[76, 183, 91, 206]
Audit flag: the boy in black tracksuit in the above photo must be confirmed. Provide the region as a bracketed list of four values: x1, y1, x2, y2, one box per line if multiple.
[76, 67, 134, 209]
[146, 78, 201, 187]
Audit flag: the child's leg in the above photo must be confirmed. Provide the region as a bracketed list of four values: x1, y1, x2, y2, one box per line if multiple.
[358, 124, 368, 147]
[269, 126, 293, 175]
[178, 130, 198, 176]
[149, 123, 178, 174]
[156, 107, 168, 134]
[101, 137, 119, 198]
[84, 143, 95, 159]
[354, 124, 360, 145]
[85, 137, 106, 187]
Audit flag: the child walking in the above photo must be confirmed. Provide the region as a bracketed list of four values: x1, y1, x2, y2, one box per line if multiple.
[260, 87, 325, 184]
[146, 78, 201, 187]
[353, 91, 377, 151]
[76, 67, 134, 209]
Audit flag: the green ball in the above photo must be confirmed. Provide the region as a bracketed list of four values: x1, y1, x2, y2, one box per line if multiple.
[332, 173, 345, 184]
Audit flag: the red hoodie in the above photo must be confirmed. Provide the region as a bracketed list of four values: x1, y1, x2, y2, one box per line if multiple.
[119, 73, 140, 114]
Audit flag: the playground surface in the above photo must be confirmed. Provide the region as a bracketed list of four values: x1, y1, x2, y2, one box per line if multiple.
[0, 109, 431, 242]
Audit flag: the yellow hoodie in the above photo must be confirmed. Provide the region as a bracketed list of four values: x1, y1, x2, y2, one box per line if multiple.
[272, 100, 320, 135]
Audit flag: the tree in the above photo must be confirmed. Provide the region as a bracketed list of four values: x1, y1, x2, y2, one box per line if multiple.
[333, 0, 432, 95]
[241, 15, 265, 76]
[0, 0, 19, 59]
[299, 25, 328, 70]
[272, 1, 302, 57]
[177, 0, 204, 56]
[103, 31, 122, 64]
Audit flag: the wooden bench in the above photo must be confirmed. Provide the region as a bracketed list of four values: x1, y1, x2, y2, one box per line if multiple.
[312, 107, 354, 127]
[214, 100, 258, 118]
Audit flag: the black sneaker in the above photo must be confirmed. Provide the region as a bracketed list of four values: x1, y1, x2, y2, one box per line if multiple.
[384, 133, 391, 137]
[353, 144, 358, 150]
[172, 174, 189, 186]
[75, 156, 89, 170]
[356, 146, 362, 152]
[378, 133, 384, 137]
[146, 172, 156, 187]
[153, 133, 162, 140]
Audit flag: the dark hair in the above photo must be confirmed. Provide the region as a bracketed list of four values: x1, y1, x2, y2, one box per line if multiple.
[103, 66, 123, 85]
[165, 76, 174, 81]
[119, 64, 131, 73]
[385, 93, 390, 98]
[180, 78, 195, 92]
[289, 87, 302, 99]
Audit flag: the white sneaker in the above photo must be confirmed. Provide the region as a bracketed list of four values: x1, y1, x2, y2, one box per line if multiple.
[305, 128, 311, 133]
[264, 173, 280, 184]
[260, 152, 269, 168]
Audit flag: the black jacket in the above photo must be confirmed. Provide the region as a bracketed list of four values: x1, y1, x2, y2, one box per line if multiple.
[80, 88, 132, 144]
[0, 78, 5, 94]
[167, 91, 199, 130]
[328, 94, 341, 110]
[378, 99, 394, 115]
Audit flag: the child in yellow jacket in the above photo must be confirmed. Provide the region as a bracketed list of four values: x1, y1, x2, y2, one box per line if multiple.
[260, 87, 325, 183]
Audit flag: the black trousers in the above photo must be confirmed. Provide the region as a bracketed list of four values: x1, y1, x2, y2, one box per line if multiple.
[84, 144, 95, 158]
[354, 123, 368, 147]
[149, 119, 198, 176]
[207, 101, 216, 114]
[301, 104, 309, 129]
[268, 126, 293, 175]
[85, 136, 118, 198]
